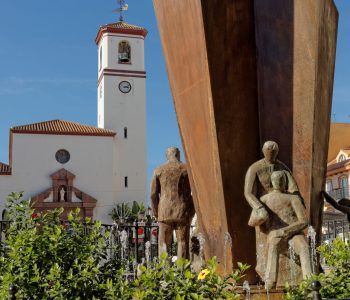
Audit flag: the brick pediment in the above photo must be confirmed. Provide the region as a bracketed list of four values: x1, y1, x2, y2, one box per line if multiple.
[32, 168, 97, 220]
[50, 168, 75, 180]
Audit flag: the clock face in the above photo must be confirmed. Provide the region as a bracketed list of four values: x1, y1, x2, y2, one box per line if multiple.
[55, 149, 70, 164]
[119, 81, 132, 94]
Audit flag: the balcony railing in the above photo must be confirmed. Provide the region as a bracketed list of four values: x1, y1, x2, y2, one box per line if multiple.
[322, 220, 350, 243]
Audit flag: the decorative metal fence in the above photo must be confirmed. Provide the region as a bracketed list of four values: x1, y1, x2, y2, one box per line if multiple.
[102, 222, 164, 263]
[1, 219, 349, 258]
[0, 220, 177, 264]
[322, 219, 350, 243]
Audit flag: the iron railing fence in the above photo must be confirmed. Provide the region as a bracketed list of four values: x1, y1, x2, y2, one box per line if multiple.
[322, 219, 350, 243]
[1, 219, 348, 259]
[102, 222, 164, 264]
[0, 220, 180, 265]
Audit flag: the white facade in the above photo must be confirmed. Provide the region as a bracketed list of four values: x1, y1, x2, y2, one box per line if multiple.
[326, 149, 350, 199]
[0, 21, 148, 223]
[97, 29, 147, 206]
[0, 133, 115, 223]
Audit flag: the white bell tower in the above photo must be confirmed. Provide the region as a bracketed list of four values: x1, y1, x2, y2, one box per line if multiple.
[95, 16, 148, 206]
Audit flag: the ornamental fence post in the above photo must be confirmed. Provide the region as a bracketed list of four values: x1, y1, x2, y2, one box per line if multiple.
[311, 280, 322, 300]
[8, 284, 17, 300]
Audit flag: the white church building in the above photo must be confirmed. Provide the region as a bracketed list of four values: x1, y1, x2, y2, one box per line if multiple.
[0, 20, 148, 224]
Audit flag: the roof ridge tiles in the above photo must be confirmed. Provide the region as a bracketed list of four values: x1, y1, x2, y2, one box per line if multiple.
[11, 119, 116, 137]
[95, 21, 148, 44]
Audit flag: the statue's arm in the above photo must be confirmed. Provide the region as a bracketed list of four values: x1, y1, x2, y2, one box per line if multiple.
[150, 171, 160, 218]
[282, 198, 308, 237]
[244, 166, 264, 210]
[322, 191, 350, 214]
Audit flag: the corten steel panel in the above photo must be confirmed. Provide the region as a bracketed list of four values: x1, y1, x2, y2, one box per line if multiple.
[307, 0, 338, 244]
[200, 0, 260, 282]
[254, 0, 295, 168]
[153, 0, 233, 271]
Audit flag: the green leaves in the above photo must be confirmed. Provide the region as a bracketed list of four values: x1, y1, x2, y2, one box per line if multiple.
[0, 192, 250, 300]
[130, 254, 249, 300]
[110, 201, 147, 223]
[317, 236, 350, 299]
[284, 236, 350, 299]
[0, 192, 128, 299]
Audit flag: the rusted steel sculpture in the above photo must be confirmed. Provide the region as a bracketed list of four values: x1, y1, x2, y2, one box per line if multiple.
[153, 0, 338, 282]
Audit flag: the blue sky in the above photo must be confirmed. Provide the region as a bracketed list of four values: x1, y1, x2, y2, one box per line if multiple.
[0, 0, 349, 190]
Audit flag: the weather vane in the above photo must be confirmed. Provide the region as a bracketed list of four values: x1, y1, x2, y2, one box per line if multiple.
[114, 0, 129, 22]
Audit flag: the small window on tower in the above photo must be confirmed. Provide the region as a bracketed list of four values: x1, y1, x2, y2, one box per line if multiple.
[124, 127, 128, 139]
[118, 41, 131, 64]
[124, 176, 128, 188]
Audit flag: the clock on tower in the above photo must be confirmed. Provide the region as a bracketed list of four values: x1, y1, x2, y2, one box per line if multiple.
[95, 12, 148, 206]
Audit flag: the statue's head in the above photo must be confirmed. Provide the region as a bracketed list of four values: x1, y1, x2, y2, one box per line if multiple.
[271, 171, 286, 192]
[166, 147, 180, 162]
[262, 141, 279, 163]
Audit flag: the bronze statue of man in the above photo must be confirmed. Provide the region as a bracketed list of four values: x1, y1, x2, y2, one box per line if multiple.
[261, 171, 312, 290]
[244, 141, 303, 281]
[150, 147, 195, 259]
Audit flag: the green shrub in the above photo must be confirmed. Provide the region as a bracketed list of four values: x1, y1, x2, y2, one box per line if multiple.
[110, 201, 147, 224]
[0, 192, 249, 299]
[0, 192, 130, 299]
[284, 236, 350, 299]
[131, 254, 249, 300]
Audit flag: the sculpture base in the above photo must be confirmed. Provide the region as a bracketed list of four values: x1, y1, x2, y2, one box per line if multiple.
[237, 286, 285, 300]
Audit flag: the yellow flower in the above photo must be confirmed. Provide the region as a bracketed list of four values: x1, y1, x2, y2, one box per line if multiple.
[198, 269, 210, 280]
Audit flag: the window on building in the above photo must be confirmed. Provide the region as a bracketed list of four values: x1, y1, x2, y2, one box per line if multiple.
[339, 176, 349, 198]
[124, 176, 128, 188]
[124, 127, 128, 139]
[118, 41, 131, 63]
[325, 181, 333, 193]
[338, 154, 346, 162]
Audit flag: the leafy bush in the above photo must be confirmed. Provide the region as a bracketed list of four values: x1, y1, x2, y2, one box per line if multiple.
[0, 192, 129, 299]
[0, 192, 249, 299]
[284, 236, 350, 299]
[131, 254, 249, 300]
[110, 201, 148, 224]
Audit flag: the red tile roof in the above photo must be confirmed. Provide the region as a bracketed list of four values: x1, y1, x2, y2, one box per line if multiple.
[11, 120, 116, 137]
[0, 162, 11, 174]
[327, 158, 350, 172]
[96, 21, 148, 44]
[103, 21, 146, 31]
